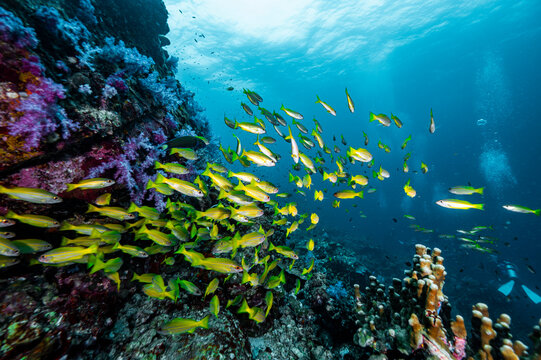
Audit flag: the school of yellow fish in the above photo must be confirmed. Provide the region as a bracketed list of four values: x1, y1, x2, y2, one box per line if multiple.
[1, 88, 539, 334]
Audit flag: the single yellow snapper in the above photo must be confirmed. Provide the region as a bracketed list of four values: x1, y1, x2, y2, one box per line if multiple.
[436, 199, 484, 210]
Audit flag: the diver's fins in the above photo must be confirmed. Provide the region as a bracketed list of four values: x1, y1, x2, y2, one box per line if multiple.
[498, 280, 515, 296]
[521, 285, 541, 304]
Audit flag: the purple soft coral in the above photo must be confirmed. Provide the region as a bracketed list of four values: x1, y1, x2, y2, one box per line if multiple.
[10, 79, 78, 150]
[1, 7, 78, 150]
[105, 74, 128, 94]
[87, 131, 166, 204]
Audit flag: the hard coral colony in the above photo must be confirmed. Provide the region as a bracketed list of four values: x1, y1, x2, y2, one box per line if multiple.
[0, 1, 540, 360]
[353, 245, 537, 359]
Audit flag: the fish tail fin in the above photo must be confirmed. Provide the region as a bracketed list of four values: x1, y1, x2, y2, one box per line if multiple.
[217, 189, 228, 200]
[145, 179, 155, 190]
[230, 151, 239, 162]
[234, 119, 239, 129]
[136, 224, 147, 236]
[234, 180, 246, 192]
[60, 237, 70, 246]
[165, 198, 173, 210]
[127, 202, 138, 213]
[90, 254, 105, 274]
[155, 173, 166, 184]
[87, 204, 98, 213]
[474, 187, 484, 195]
[202, 167, 211, 177]
[285, 126, 292, 140]
[226, 170, 234, 178]
[357, 191, 364, 199]
[154, 161, 162, 170]
[112, 242, 120, 251]
[59, 221, 72, 231]
[87, 243, 99, 254]
[227, 206, 237, 217]
[534, 209, 541, 216]
[199, 315, 210, 329]
[369, 112, 376, 122]
[288, 173, 295, 182]
[66, 183, 77, 192]
[0, 185, 6, 193]
[5, 210, 17, 219]
[475, 203, 485, 211]
[174, 244, 186, 255]
[241, 271, 250, 284]
[238, 298, 250, 314]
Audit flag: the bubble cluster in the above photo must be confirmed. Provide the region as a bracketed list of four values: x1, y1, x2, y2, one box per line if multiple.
[479, 145, 516, 193]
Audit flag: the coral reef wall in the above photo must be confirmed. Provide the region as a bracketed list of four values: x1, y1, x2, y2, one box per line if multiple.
[0, 0, 209, 205]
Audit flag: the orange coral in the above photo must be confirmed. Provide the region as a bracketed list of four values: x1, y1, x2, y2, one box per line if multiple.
[512, 341, 528, 357]
[500, 345, 519, 360]
[409, 313, 423, 349]
[451, 315, 467, 339]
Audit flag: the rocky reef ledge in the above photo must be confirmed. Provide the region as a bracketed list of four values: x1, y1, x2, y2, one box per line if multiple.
[1, 0, 210, 206]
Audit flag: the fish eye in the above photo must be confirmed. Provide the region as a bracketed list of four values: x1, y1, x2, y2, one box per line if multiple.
[53, 196, 59, 200]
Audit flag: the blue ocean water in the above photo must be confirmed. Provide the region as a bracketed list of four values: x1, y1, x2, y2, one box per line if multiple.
[164, 0, 541, 336]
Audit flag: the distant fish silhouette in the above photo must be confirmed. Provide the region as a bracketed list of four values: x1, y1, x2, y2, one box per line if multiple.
[161, 135, 209, 150]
